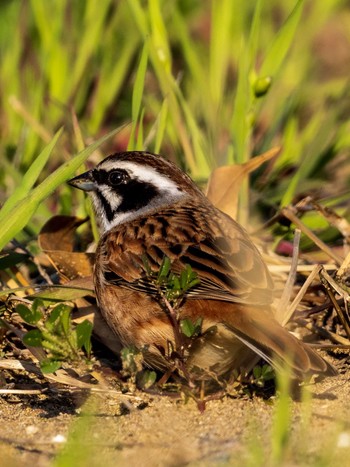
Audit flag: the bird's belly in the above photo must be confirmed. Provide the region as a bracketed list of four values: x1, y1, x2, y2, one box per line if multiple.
[96, 284, 256, 376]
[97, 284, 174, 347]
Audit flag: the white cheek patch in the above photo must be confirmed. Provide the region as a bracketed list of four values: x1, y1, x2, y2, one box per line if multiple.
[90, 190, 121, 232]
[100, 186, 122, 211]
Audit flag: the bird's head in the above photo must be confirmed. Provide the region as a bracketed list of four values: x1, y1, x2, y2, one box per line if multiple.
[68, 151, 204, 233]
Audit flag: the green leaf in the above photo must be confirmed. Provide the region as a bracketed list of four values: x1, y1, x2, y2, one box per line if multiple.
[32, 284, 94, 302]
[121, 345, 142, 374]
[76, 320, 93, 355]
[47, 305, 64, 326]
[230, 1, 262, 166]
[23, 329, 43, 346]
[261, 364, 275, 381]
[40, 359, 62, 374]
[135, 107, 145, 149]
[16, 304, 33, 324]
[180, 265, 199, 292]
[172, 276, 181, 292]
[180, 318, 195, 338]
[194, 317, 203, 332]
[47, 303, 73, 329]
[0, 252, 29, 270]
[180, 317, 202, 337]
[59, 308, 72, 336]
[253, 365, 262, 379]
[158, 256, 171, 279]
[137, 370, 157, 389]
[16, 303, 43, 324]
[31, 298, 45, 316]
[209, 0, 234, 106]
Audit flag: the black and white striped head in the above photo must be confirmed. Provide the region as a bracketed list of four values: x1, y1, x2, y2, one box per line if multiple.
[68, 151, 204, 233]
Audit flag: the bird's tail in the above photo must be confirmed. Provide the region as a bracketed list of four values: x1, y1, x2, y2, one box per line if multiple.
[224, 305, 336, 377]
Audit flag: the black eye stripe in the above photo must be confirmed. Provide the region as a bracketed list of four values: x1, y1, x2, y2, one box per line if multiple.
[92, 169, 104, 183]
[93, 170, 160, 218]
[93, 168, 129, 186]
[95, 191, 115, 221]
[118, 181, 159, 213]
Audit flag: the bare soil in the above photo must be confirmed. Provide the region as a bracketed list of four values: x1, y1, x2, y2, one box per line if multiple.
[1, 356, 350, 467]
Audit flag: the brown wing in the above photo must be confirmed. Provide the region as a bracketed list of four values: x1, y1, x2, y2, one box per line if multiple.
[97, 199, 273, 306]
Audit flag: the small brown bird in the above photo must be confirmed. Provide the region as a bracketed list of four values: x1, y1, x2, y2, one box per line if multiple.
[68, 151, 335, 382]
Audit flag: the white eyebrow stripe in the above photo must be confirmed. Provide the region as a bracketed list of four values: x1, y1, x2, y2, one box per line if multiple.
[98, 161, 183, 194]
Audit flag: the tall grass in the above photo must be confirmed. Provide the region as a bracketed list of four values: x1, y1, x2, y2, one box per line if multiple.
[0, 1, 348, 304]
[1, 2, 349, 232]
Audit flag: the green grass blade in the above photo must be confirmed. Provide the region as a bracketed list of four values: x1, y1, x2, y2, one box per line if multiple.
[259, 0, 304, 78]
[154, 98, 169, 153]
[209, 0, 233, 106]
[136, 108, 145, 150]
[128, 44, 148, 150]
[149, 0, 171, 74]
[0, 127, 119, 251]
[230, 1, 262, 165]
[0, 129, 63, 222]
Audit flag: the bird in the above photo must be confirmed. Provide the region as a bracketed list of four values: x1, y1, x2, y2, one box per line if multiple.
[68, 151, 335, 384]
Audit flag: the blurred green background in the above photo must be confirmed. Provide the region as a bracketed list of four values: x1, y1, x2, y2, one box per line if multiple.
[1, 0, 350, 247]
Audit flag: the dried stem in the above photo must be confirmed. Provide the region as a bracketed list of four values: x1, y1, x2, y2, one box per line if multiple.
[275, 229, 301, 324]
[281, 207, 343, 265]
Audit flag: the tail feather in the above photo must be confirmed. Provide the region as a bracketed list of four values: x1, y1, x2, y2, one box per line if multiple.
[224, 306, 336, 377]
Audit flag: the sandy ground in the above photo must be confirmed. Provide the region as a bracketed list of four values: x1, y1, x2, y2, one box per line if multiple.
[1, 358, 350, 467]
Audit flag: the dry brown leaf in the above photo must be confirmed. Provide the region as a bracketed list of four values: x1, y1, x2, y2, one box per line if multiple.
[39, 215, 94, 280]
[42, 250, 94, 279]
[206, 147, 280, 219]
[39, 215, 87, 251]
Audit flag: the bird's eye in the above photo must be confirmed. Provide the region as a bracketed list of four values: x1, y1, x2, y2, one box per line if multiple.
[108, 169, 129, 186]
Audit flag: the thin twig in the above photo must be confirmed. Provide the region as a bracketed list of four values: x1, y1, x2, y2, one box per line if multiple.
[281, 265, 322, 327]
[281, 207, 343, 265]
[268, 264, 336, 273]
[296, 318, 350, 345]
[0, 389, 44, 395]
[275, 229, 301, 324]
[161, 294, 194, 386]
[337, 249, 350, 278]
[319, 267, 350, 340]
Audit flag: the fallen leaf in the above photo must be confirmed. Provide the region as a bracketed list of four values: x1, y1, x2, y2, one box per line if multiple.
[39, 215, 87, 252]
[31, 276, 94, 302]
[206, 147, 280, 219]
[39, 215, 94, 280]
[43, 250, 94, 279]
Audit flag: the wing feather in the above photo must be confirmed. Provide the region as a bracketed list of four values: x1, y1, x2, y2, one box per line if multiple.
[98, 199, 273, 306]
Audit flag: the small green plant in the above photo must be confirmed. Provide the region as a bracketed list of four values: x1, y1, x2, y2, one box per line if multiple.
[147, 257, 201, 341]
[252, 364, 275, 388]
[137, 256, 202, 386]
[120, 346, 157, 390]
[118, 258, 202, 392]
[143, 255, 200, 310]
[16, 298, 93, 373]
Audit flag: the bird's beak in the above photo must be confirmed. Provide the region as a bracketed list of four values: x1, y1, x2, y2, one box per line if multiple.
[68, 171, 97, 192]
